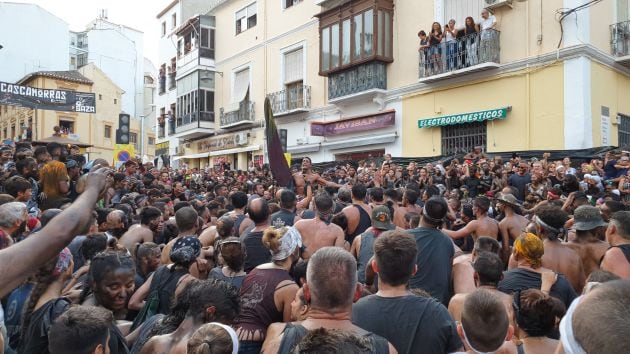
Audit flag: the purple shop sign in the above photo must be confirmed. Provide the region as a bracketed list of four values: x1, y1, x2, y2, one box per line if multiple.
[310, 111, 395, 137]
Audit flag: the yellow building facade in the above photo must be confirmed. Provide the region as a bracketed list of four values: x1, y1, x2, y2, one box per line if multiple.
[166, 0, 630, 167]
[0, 67, 155, 162]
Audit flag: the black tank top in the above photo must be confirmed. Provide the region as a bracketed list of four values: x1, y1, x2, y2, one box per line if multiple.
[149, 265, 189, 315]
[614, 244, 630, 263]
[271, 209, 296, 228]
[234, 214, 246, 237]
[348, 205, 372, 243]
[277, 323, 389, 354]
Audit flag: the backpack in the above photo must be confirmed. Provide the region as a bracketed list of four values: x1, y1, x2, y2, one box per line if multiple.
[130, 266, 166, 331]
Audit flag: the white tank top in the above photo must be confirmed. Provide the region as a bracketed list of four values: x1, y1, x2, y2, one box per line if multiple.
[446, 28, 455, 42]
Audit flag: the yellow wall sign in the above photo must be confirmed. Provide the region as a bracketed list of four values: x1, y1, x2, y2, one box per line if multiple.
[284, 153, 291, 167]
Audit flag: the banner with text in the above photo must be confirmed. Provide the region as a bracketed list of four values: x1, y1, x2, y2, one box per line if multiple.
[0, 81, 96, 113]
[418, 107, 509, 128]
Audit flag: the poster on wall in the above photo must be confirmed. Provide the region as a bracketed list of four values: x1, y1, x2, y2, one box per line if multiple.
[0, 81, 96, 113]
[254, 155, 264, 168]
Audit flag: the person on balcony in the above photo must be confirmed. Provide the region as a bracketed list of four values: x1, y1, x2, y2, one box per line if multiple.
[463, 16, 479, 67]
[418, 30, 430, 77]
[479, 9, 498, 63]
[429, 22, 444, 75]
[444, 19, 458, 71]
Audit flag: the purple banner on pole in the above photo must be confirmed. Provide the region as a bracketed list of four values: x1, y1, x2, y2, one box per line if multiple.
[311, 111, 395, 137]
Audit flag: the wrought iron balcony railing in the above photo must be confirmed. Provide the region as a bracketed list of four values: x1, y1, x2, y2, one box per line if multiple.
[267, 84, 311, 115]
[419, 29, 500, 79]
[328, 62, 387, 100]
[220, 101, 255, 128]
[611, 20, 630, 57]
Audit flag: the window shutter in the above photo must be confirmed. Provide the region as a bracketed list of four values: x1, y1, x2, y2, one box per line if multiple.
[284, 48, 303, 84]
[232, 68, 250, 103]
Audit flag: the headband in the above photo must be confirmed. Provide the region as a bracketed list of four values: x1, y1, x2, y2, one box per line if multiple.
[534, 215, 566, 238]
[208, 322, 239, 354]
[559, 296, 587, 354]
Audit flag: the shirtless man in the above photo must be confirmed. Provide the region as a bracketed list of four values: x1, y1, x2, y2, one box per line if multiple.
[198, 214, 234, 249]
[293, 157, 342, 199]
[601, 211, 630, 279]
[140, 279, 239, 354]
[531, 205, 586, 292]
[161, 207, 200, 264]
[393, 189, 422, 228]
[341, 183, 373, 243]
[444, 196, 499, 243]
[452, 237, 502, 295]
[566, 205, 610, 277]
[294, 192, 345, 259]
[449, 252, 514, 323]
[496, 194, 529, 262]
[119, 206, 161, 252]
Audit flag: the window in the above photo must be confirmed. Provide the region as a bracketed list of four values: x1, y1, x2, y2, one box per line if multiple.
[114, 98, 117, 105]
[233, 68, 250, 103]
[130, 132, 138, 149]
[200, 27, 215, 58]
[99, 94, 102, 100]
[619, 114, 630, 147]
[70, 57, 76, 67]
[59, 119, 74, 134]
[284, 0, 302, 9]
[172, 13, 177, 29]
[148, 137, 155, 145]
[284, 48, 304, 85]
[441, 121, 487, 156]
[318, 1, 393, 74]
[161, 21, 166, 36]
[236, 2, 257, 34]
[104, 124, 112, 138]
[444, 0, 484, 26]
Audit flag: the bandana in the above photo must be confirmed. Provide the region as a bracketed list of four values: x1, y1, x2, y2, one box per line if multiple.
[170, 236, 201, 264]
[272, 227, 302, 261]
[559, 296, 587, 354]
[534, 215, 566, 240]
[513, 233, 544, 268]
[53, 248, 73, 277]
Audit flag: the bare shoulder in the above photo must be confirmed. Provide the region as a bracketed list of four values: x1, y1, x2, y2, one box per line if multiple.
[262, 323, 289, 354]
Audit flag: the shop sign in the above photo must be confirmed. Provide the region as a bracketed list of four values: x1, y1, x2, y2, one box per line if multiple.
[311, 111, 395, 137]
[0, 81, 96, 113]
[418, 107, 509, 128]
[197, 133, 248, 153]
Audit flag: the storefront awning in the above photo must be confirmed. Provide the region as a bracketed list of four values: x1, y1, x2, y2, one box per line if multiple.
[417, 107, 510, 128]
[323, 133, 397, 150]
[172, 152, 210, 161]
[209, 145, 261, 156]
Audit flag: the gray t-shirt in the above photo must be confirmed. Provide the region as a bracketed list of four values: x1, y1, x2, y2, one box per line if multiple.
[407, 227, 454, 305]
[352, 294, 461, 354]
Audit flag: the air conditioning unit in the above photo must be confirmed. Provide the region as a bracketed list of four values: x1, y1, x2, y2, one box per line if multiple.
[235, 132, 249, 146]
[185, 143, 191, 148]
[484, 0, 513, 10]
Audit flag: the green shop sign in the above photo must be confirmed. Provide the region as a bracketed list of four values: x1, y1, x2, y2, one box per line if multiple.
[418, 107, 510, 128]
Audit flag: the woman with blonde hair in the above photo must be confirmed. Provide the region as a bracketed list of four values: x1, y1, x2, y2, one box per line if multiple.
[38, 160, 70, 210]
[233, 227, 301, 354]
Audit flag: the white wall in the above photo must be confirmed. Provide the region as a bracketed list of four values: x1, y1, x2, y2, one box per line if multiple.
[0, 3, 69, 82]
[87, 19, 145, 118]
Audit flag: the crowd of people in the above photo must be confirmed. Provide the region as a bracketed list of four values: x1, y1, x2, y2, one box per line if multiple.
[0, 138, 629, 354]
[418, 8, 500, 76]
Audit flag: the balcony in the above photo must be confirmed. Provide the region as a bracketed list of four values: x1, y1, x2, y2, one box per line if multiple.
[158, 125, 165, 139]
[268, 84, 311, 116]
[611, 20, 630, 67]
[177, 47, 215, 78]
[418, 29, 500, 83]
[327, 62, 387, 101]
[174, 111, 215, 139]
[220, 100, 255, 129]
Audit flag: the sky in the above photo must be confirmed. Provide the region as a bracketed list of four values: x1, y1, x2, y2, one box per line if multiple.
[7, 0, 172, 65]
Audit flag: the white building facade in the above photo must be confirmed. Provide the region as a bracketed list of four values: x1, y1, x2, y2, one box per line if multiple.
[0, 3, 70, 82]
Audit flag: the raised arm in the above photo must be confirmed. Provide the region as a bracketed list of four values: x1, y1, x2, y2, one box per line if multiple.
[443, 221, 477, 240]
[0, 167, 111, 298]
